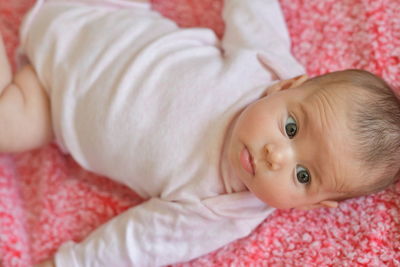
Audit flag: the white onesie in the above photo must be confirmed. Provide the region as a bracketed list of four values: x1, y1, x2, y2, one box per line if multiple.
[20, 0, 304, 266]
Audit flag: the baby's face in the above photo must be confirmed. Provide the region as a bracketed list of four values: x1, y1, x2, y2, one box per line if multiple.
[224, 79, 363, 209]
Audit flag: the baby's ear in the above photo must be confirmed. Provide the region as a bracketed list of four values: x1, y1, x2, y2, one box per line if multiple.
[262, 74, 308, 97]
[295, 200, 339, 211]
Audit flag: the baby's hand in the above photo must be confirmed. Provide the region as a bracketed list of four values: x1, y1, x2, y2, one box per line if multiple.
[34, 258, 55, 267]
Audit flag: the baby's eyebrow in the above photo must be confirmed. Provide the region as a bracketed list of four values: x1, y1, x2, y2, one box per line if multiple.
[310, 161, 323, 188]
[298, 103, 309, 132]
[297, 103, 324, 189]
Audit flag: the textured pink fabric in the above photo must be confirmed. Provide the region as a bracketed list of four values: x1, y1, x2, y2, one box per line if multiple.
[0, 0, 399, 266]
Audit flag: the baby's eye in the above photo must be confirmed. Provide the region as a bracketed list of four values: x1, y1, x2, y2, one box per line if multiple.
[296, 165, 311, 184]
[285, 115, 297, 139]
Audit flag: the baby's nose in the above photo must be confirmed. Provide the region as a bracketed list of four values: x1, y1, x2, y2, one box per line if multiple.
[264, 143, 292, 170]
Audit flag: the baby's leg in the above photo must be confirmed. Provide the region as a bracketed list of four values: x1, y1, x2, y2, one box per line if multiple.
[0, 36, 52, 153]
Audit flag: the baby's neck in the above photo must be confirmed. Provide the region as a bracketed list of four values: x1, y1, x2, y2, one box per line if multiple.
[219, 113, 248, 194]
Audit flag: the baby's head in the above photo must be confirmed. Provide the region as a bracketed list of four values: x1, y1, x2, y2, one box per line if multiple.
[224, 69, 400, 209]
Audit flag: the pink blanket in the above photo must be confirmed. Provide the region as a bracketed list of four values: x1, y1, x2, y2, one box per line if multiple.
[1, 0, 399, 266]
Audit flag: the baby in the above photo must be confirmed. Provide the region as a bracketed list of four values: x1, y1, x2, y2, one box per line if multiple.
[1, 0, 399, 266]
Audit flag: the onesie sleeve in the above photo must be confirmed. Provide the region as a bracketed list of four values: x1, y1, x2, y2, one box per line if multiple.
[54, 196, 271, 266]
[221, 0, 305, 79]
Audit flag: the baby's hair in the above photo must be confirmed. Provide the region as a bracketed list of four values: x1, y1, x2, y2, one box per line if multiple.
[304, 69, 400, 198]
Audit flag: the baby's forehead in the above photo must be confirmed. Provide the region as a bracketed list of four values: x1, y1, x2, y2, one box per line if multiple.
[302, 78, 359, 96]
[301, 77, 372, 103]
[299, 81, 370, 126]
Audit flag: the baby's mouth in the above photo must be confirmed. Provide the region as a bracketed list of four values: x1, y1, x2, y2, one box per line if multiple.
[240, 146, 255, 175]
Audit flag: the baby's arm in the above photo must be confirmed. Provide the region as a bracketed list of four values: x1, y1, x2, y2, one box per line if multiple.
[50, 197, 265, 266]
[221, 0, 304, 79]
[221, 0, 291, 53]
[0, 35, 53, 153]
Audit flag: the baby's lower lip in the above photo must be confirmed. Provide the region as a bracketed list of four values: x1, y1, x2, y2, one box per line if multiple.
[240, 146, 254, 175]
